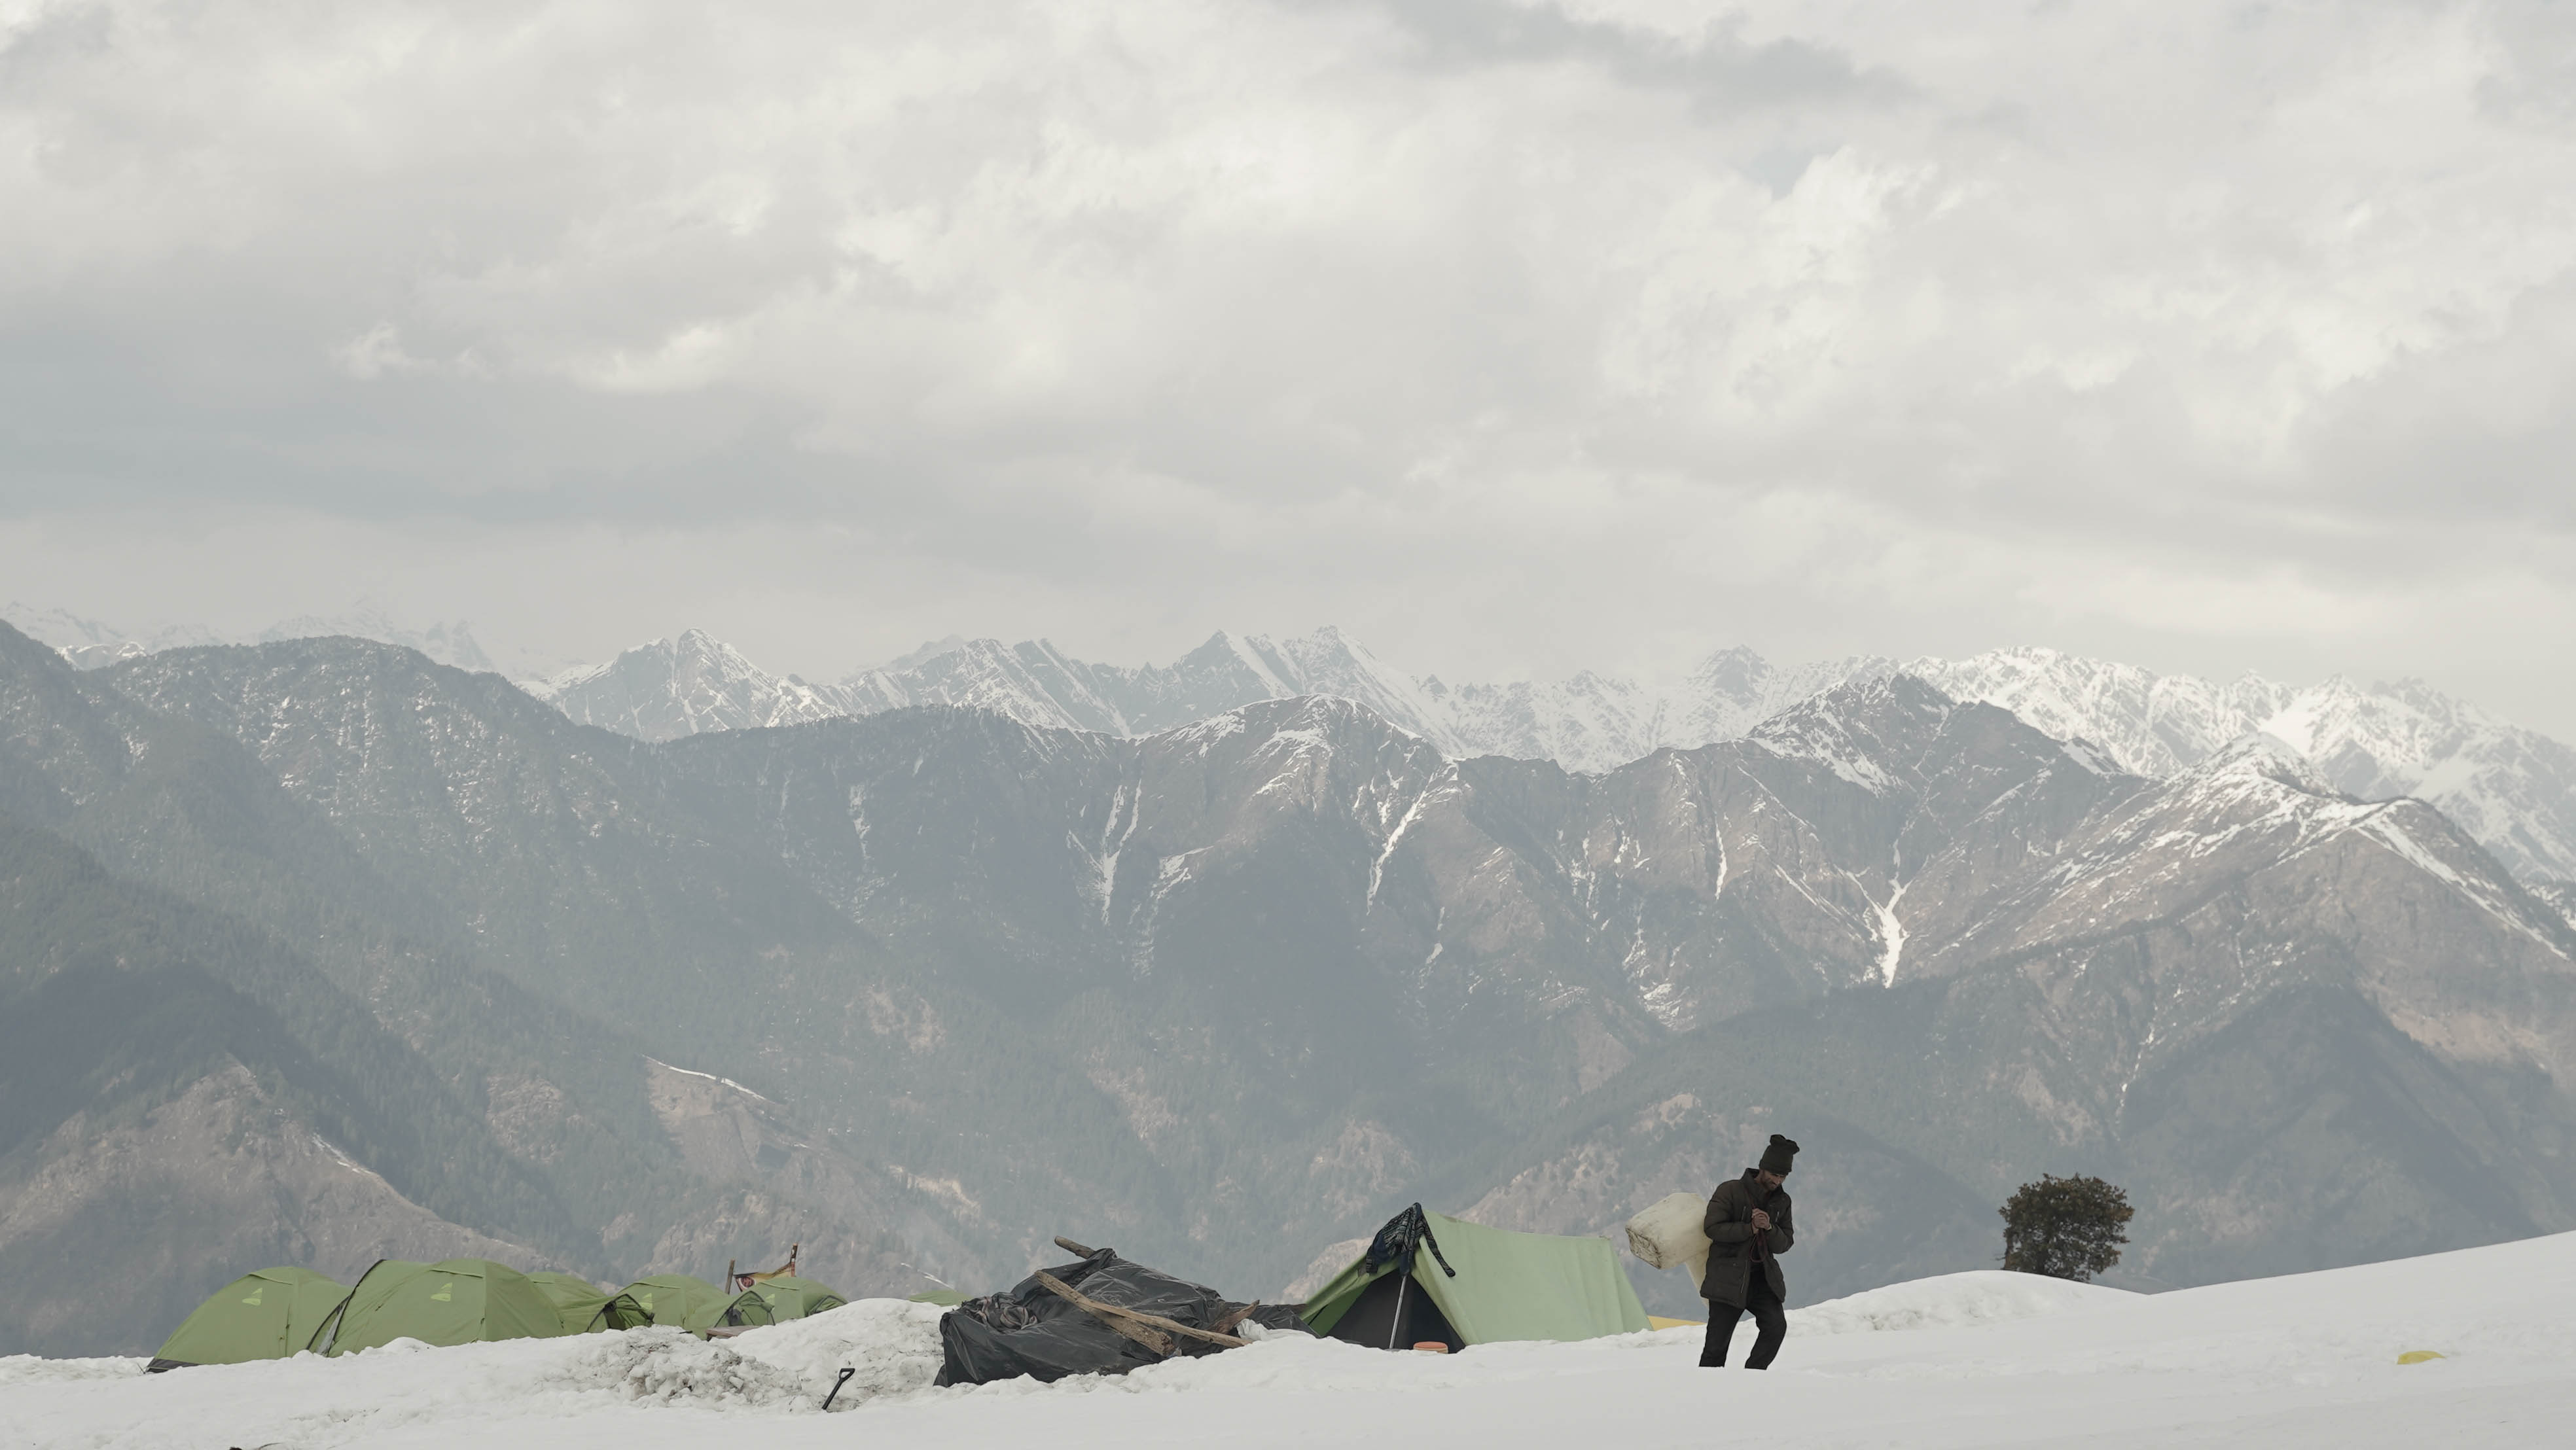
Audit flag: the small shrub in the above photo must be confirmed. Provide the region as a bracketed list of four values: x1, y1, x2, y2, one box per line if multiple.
[1999, 1173, 2133, 1282]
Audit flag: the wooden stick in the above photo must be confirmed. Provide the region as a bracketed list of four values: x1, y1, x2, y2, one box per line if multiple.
[1209, 1301, 1260, 1335]
[1032, 1273, 1250, 1351]
[1033, 1273, 1173, 1356]
[1054, 1236, 1096, 1256]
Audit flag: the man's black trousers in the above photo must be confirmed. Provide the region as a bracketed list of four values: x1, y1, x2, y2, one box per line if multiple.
[1700, 1277, 1785, 1368]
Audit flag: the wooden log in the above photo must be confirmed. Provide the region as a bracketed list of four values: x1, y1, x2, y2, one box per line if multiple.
[1032, 1272, 1250, 1351]
[1054, 1236, 1097, 1257]
[1033, 1272, 1173, 1356]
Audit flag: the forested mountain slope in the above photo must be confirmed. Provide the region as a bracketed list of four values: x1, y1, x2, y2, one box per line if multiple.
[10, 622, 2576, 1349]
[0, 630, 992, 1353]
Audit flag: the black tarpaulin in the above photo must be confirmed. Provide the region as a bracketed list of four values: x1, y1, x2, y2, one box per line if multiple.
[934, 1246, 1309, 1387]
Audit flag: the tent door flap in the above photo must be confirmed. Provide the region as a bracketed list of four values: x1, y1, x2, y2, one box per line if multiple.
[1321, 1273, 1461, 1354]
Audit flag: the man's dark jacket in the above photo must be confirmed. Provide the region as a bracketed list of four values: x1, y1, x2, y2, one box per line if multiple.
[1699, 1168, 1794, 1309]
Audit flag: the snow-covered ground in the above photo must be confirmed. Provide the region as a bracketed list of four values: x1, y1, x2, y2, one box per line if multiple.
[14, 1233, 2574, 1449]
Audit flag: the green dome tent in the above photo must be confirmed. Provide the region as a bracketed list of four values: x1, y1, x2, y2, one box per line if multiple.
[525, 1271, 651, 1334]
[618, 1273, 774, 1335]
[741, 1273, 847, 1322]
[148, 1267, 348, 1371]
[1300, 1206, 1649, 1351]
[310, 1259, 570, 1356]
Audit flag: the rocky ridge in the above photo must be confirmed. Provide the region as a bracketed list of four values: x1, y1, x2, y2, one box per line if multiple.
[0, 626, 998, 1355]
[537, 631, 2576, 884]
[10, 620, 2576, 1351]
[2, 600, 493, 674]
[1463, 722, 2576, 1306]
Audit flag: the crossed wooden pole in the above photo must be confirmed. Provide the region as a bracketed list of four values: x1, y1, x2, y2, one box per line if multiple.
[1035, 1236, 1256, 1357]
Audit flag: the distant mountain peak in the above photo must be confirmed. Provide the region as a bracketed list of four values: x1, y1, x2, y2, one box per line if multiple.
[529, 629, 848, 739]
[863, 634, 972, 675]
[1, 599, 496, 675]
[20, 614, 2576, 1347]
[2187, 730, 2339, 796]
[255, 601, 496, 673]
[1686, 644, 1772, 697]
[524, 625, 2576, 885]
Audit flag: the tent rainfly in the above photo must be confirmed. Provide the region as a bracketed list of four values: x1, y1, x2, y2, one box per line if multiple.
[149, 1267, 349, 1372]
[524, 1271, 651, 1335]
[739, 1273, 847, 1322]
[309, 1259, 571, 1355]
[618, 1274, 774, 1335]
[726, 1245, 846, 1323]
[1300, 1204, 1650, 1351]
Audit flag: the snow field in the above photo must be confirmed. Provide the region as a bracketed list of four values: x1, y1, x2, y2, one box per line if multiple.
[11, 1234, 2575, 1449]
[3, 1300, 951, 1448]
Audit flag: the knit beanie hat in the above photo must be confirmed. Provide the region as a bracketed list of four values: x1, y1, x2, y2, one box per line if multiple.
[1759, 1134, 1799, 1176]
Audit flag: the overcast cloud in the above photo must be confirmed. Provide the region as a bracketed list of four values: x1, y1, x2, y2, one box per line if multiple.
[4, 1, 2575, 727]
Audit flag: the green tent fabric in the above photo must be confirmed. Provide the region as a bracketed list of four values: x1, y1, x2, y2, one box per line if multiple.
[592, 1290, 651, 1332]
[619, 1274, 775, 1334]
[149, 1267, 348, 1371]
[742, 1273, 848, 1322]
[524, 1271, 650, 1334]
[312, 1259, 571, 1355]
[906, 1288, 968, 1307]
[1300, 1210, 1649, 1347]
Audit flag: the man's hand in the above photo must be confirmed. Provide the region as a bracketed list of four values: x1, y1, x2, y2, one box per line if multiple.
[1749, 1209, 1772, 1231]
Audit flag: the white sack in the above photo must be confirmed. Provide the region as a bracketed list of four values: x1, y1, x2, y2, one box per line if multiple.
[1626, 1191, 1711, 1287]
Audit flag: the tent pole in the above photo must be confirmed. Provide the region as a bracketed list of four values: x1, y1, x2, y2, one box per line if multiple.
[1386, 1273, 1407, 1351]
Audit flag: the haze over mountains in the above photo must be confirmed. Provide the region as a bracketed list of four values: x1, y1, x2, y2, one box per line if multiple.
[5, 599, 503, 675]
[7, 609, 2576, 1357]
[36, 604, 2576, 894]
[535, 624, 2576, 887]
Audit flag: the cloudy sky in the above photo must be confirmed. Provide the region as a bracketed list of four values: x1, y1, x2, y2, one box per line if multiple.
[5, 1, 2575, 726]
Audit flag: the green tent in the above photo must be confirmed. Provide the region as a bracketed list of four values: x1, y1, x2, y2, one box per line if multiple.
[149, 1267, 348, 1371]
[741, 1273, 848, 1322]
[525, 1271, 651, 1334]
[311, 1259, 570, 1355]
[1300, 1208, 1649, 1350]
[618, 1273, 775, 1335]
[906, 1288, 968, 1307]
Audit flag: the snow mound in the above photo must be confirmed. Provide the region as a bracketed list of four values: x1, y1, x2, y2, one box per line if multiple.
[0, 1300, 947, 1449]
[482, 1299, 946, 1412]
[1787, 1270, 2135, 1336]
[726, 1298, 948, 1407]
[542, 1327, 820, 1409]
[21, 1239, 2576, 1449]
[0, 1354, 145, 1387]
[1233, 1318, 1312, 1342]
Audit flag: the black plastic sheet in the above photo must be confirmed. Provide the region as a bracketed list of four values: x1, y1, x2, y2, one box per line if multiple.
[935, 1247, 1310, 1386]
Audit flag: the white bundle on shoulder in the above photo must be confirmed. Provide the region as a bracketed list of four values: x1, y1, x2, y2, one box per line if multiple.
[1625, 1192, 1711, 1288]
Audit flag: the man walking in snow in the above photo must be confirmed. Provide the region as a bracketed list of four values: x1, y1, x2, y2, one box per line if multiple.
[1700, 1133, 1797, 1368]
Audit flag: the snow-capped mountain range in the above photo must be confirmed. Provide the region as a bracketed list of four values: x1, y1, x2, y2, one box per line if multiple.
[30, 593, 2556, 888]
[529, 626, 1461, 749]
[533, 628, 2576, 885]
[1912, 650, 2576, 885]
[11, 615, 2576, 1351]
[3, 600, 497, 674]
